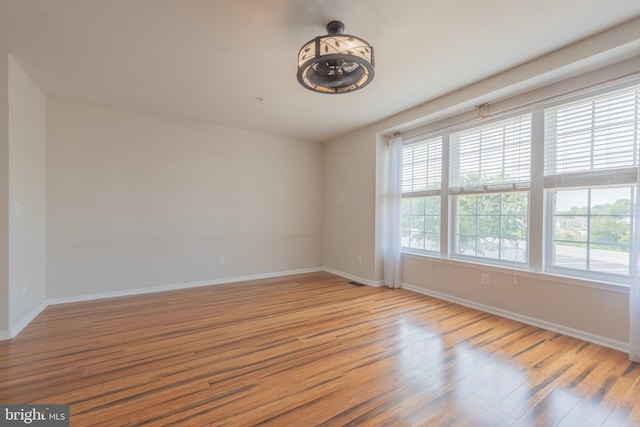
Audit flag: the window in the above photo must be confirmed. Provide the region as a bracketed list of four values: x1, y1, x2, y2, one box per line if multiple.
[544, 85, 639, 280]
[544, 87, 639, 177]
[450, 114, 531, 263]
[551, 187, 635, 275]
[401, 136, 442, 252]
[456, 192, 528, 262]
[396, 78, 639, 284]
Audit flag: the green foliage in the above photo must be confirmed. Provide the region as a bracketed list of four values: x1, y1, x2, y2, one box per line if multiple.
[454, 192, 528, 259]
[456, 193, 527, 239]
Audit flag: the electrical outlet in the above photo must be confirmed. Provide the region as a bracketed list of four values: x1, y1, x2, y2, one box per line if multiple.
[480, 273, 490, 285]
[219, 256, 225, 264]
[356, 256, 362, 264]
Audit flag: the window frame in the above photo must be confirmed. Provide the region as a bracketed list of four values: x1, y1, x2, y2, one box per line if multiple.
[401, 134, 444, 255]
[544, 185, 637, 284]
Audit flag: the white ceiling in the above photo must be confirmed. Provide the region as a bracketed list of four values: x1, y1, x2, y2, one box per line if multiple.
[0, 0, 639, 142]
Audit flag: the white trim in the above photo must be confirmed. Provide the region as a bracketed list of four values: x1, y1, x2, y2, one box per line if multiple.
[0, 301, 49, 341]
[47, 267, 325, 306]
[402, 282, 629, 353]
[9, 301, 48, 338]
[323, 267, 384, 287]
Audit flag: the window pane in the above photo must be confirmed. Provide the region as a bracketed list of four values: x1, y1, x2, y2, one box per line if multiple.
[425, 197, 440, 215]
[457, 215, 476, 236]
[553, 190, 588, 244]
[591, 187, 632, 215]
[502, 216, 527, 239]
[410, 232, 425, 250]
[550, 186, 634, 276]
[410, 197, 425, 216]
[410, 215, 425, 232]
[478, 216, 499, 236]
[478, 194, 500, 215]
[554, 215, 587, 243]
[554, 242, 587, 269]
[457, 195, 477, 215]
[590, 216, 629, 246]
[555, 189, 588, 214]
[478, 237, 499, 259]
[402, 196, 441, 252]
[502, 192, 528, 216]
[424, 233, 440, 251]
[425, 216, 440, 233]
[401, 199, 410, 247]
[455, 192, 528, 262]
[590, 243, 629, 275]
[457, 235, 476, 256]
[501, 238, 527, 262]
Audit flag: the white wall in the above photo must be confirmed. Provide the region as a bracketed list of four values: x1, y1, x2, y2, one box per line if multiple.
[46, 98, 323, 299]
[8, 56, 47, 330]
[323, 126, 378, 284]
[0, 54, 9, 333]
[324, 19, 640, 349]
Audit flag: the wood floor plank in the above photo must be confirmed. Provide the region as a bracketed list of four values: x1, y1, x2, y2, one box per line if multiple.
[1, 272, 638, 426]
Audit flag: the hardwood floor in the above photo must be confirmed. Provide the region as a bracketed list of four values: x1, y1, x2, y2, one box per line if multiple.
[1, 272, 638, 426]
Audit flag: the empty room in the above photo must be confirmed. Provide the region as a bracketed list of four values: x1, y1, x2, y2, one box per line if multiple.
[1, 1, 640, 425]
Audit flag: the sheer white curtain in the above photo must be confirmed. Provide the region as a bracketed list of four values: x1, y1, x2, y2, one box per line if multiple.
[630, 166, 640, 362]
[384, 135, 403, 289]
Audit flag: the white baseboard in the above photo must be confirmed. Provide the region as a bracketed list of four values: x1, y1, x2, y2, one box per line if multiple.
[324, 268, 384, 287]
[47, 267, 325, 306]
[10, 301, 48, 337]
[402, 283, 629, 354]
[0, 301, 49, 341]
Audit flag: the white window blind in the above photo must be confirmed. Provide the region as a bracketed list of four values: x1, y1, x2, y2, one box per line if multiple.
[449, 114, 531, 194]
[544, 85, 640, 186]
[402, 136, 442, 196]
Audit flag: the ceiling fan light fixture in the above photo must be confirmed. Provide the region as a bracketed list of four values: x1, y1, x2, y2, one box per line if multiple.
[297, 21, 375, 94]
